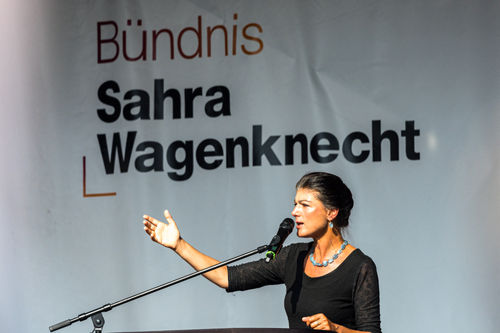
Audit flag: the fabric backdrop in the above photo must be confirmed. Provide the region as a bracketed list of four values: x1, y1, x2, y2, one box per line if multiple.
[1, 1, 499, 332]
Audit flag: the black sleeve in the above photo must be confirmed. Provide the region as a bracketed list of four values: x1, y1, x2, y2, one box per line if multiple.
[226, 244, 291, 292]
[353, 258, 382, 333]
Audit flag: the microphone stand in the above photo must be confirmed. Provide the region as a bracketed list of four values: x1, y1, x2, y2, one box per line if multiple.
[49, 244, 269, 333]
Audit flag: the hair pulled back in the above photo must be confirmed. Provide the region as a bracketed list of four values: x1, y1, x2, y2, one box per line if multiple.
[296, 172, 354, 231]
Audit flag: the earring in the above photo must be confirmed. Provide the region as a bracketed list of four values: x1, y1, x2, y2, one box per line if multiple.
[328, 221, 334, 228]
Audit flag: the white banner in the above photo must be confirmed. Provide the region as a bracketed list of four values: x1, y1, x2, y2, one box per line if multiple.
[1, 1, 499, 332]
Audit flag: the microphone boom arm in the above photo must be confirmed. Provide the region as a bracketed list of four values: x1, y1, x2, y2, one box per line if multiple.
[49, 244, 269, 332]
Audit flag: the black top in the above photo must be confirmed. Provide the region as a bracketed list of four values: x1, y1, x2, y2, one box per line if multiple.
[227, 242, 381, 333]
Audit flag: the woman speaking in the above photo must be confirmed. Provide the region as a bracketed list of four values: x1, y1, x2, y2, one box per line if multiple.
[143, 172, 381, 333]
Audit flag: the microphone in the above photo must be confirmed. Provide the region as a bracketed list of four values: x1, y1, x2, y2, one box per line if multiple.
[265, 218, 294, 262]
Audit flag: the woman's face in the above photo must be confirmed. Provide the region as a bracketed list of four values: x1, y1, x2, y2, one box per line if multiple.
[291, 188, 337, 239]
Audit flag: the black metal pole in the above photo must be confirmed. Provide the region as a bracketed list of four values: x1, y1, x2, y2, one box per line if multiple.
[49, 244, 268, 332]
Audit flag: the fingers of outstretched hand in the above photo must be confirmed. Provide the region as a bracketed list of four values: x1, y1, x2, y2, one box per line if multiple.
[143, 215, 158, 227]
[163, 209, 176, 225]
[142, 215, 159, 238]
[142, 217, 153, 230]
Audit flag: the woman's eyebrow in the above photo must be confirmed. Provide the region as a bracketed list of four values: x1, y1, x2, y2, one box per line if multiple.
[297, 199, 311, 203]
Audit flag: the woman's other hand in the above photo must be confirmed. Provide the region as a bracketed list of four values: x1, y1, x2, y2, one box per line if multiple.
[302, 313, 340, 331]
[302, 314, 370, 332]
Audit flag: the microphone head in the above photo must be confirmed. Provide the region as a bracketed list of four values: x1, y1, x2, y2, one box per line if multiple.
[265, 218, 295, 261]
[280, 218, 294, 232]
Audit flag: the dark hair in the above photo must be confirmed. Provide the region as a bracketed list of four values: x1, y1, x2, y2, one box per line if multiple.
[295, 172, 354, 231]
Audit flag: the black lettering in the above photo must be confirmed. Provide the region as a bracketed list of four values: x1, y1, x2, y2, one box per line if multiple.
[342, 132, 370, 163]
[154, 79, 181, 119]
[226, 137, 249, 168]
[372, 120, 399, 161]
[166, 141, 193, 181]
[135, 141, 164, 172]
[97, 80, 121, 123]
[401, 121, 421, 160]
[123, 89, 150, 121]
[205, 86, 231, 117]
[196, 139, 223, 170]
[310, 132, 338, 163]
[97, 131, 136, 173]
[184, 87, 203, 118]
[285, 134, 308, 165]
[252, 125, 281, 166]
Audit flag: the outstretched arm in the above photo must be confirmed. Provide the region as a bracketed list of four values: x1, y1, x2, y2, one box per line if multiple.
[143, 210, 229, 289]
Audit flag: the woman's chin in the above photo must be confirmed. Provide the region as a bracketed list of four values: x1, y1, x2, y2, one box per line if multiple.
[296, 229, 309, 238]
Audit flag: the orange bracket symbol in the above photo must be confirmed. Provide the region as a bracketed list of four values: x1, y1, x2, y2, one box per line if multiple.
[82, 156, 117, 197]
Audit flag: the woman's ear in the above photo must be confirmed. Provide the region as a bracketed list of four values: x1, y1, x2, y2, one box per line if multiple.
[327, 208, 339, 222]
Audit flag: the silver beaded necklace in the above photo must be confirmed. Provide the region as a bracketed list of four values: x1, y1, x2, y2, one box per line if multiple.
[309, 240, 349, 267]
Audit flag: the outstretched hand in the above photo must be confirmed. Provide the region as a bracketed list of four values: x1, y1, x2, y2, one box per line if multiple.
[143, 210, 181, 250]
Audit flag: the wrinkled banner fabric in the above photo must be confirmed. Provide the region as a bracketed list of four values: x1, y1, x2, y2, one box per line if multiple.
[0, 1, 499, 333]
